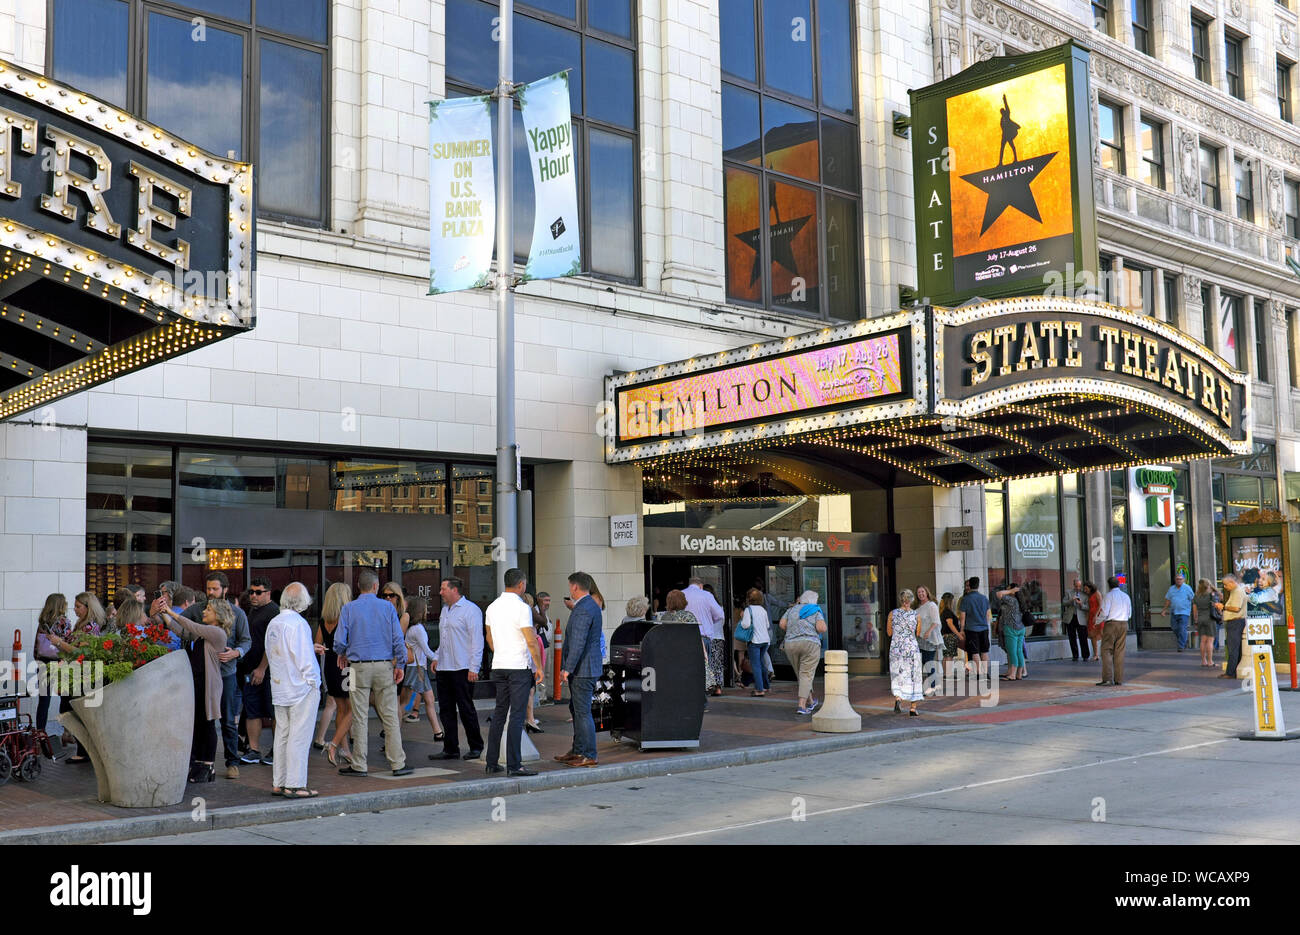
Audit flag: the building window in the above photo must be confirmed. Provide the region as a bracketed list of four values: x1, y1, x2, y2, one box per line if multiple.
[1192, 15, 1211, 84]
[1225, 32, 1245, 100]
[446, 0, 639, 282]
[1234, 156, 1255, 222]
[1253, 300, 1271, 383]
[1092, 0, 1111, 33]
[983, 475, 1086, 638]
[1201, 284, 1215, 351]
[1131, 0, 1152, 55]
[1139, 117, 1165, 188]
[1119, 263, 1152, 316]
[1280, 60, 1294, 122]
[1212, 443, 1279, 523]
[1098, 100, 1125, 173]
[1163, 274, 1178, 326]
[1287, 178, 1300, 237]
[721, 0, 862, 320]
[1288, 309, 1299, 388]
[1199, 142, 1221, 210]
[49, 0, 329, 226]
[1219, 291, 1243, 369]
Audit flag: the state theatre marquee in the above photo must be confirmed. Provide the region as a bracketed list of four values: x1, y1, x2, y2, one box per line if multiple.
[605, 297, 1250, 490]
[0, 58, 254, 420]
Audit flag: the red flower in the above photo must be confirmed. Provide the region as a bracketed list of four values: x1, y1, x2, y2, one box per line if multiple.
[76, 654, 85, 663]
[103, 639, 114, 650]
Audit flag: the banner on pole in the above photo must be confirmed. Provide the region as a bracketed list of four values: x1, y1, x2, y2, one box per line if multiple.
[519, 71, 581, 282]
[428, 95, 496, 294]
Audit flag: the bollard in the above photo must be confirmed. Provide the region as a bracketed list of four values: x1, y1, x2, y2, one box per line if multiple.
[552, 620, 563, 702]
[811, 650, 860, 733]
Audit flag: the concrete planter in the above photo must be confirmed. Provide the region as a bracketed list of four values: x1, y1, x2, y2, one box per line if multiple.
[59, 649, 194, 808]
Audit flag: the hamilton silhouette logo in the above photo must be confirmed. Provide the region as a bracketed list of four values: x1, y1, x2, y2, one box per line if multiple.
[960, 93, 1057, 235]
[735, 181, 812, 286]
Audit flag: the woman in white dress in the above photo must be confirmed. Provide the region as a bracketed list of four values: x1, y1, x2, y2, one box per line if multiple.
[888, 588, 924, 716]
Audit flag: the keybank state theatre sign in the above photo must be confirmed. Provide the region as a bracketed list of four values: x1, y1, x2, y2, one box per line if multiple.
[0, 59, 253, 420]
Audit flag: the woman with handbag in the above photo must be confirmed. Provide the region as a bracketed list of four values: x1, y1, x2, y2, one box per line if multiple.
[888, 589, 924, 715]
[739, 588, 772, 697]
[1191, 578, 1218, 668]
[915, 586, 942, 697]
[1083, 581, 1103, 662]
[34, 593, 71, 733]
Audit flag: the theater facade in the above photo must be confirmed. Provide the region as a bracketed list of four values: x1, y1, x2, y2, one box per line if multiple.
[1, 1, 1298, 683]
[608, 295, 1250, 670]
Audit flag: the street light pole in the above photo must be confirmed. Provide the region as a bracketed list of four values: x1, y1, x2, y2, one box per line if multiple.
[495, 0, 518, 593]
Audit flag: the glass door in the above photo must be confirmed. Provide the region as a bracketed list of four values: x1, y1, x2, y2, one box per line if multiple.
[248, 549, 323, 628]
[394, 550, 448, 647]
[1132, 534, 1173, 632]
[840, 563, 881, 659]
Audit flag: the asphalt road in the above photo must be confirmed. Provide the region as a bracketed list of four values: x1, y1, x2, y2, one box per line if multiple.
[125, 687, 1300, 845]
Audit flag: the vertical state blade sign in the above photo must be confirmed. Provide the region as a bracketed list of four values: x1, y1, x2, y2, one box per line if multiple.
[520, 71, 581, 281]
[428, 95, 496, 294]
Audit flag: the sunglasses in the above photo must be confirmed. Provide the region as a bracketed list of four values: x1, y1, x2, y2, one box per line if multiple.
[249, 588, 268, 595]
[383, 592, 400, 600]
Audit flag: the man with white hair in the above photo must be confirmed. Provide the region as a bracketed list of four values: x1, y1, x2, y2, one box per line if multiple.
[683, 576, 725, 695]
[264, 582, 321, 797]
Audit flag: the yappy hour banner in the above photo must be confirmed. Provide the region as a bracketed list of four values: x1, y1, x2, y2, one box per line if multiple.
[616, 333, 905, 444]
[520, 71, 581, 281]
[427, 94, 496, 294]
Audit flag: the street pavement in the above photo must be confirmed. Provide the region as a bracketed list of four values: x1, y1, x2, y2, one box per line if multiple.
[122, 672, 1300, 845]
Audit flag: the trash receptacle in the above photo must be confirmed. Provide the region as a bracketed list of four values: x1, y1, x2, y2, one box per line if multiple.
[600, 620, 705, 749]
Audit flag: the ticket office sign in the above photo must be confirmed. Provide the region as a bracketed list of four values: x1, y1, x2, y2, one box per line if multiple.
[1245, 614, 1287, 738]
[910, 42, 1097, 306]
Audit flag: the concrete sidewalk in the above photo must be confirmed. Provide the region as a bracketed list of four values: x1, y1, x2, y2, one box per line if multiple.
[0, 652, 1250, 844]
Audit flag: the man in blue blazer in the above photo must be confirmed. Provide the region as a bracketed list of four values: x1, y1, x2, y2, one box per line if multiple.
[556, 571, 603, 768]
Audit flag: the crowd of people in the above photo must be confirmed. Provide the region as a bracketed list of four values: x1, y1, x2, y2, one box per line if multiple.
[32, 565, 1254, 791]
[30, 568, 613, 791]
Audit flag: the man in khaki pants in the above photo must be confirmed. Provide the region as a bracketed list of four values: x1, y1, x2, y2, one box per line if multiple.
[335, 569, 412, 776]
[1096, 576, 1133, 686]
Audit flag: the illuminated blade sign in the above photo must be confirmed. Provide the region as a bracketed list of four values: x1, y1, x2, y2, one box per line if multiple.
[910, 42, 1097, 306]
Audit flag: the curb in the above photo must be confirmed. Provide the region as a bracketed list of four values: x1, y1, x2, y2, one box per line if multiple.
[0, 724, 979, 845]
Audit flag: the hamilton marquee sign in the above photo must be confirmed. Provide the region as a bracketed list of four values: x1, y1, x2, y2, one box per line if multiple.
[606, 297, 1250, 484]
[910, 43, 1097, 307]
[0, 58, 253, 421]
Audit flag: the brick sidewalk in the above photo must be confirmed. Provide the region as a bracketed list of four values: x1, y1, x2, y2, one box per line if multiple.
[0, 653, 1240, 835]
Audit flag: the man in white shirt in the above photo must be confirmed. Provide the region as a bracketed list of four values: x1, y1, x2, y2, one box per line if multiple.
[1096, 576, 1133, 686]
[264, 582, 321, 797]
[483, 568, 544, 777]
[683, 577, 726, 693]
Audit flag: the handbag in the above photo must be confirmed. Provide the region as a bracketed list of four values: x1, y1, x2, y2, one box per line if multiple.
[734, 608, 754, 643]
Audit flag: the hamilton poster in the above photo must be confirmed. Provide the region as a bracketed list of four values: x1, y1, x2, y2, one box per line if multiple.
[911, 43, 1097, 306]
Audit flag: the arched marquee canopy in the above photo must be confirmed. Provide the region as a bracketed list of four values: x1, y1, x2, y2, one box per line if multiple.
[606, 297, 1250, 495]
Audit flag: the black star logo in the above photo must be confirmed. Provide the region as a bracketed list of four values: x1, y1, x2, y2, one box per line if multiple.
[734, 215, 811, 285]
[959, 152, 1057, 235]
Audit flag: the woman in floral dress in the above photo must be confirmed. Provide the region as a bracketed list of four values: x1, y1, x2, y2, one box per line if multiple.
[888, 588, 924, 715]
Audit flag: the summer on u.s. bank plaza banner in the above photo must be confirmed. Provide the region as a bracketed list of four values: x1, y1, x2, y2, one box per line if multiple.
[427, 94, 496, 294]
[519, 71, 581, 281]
